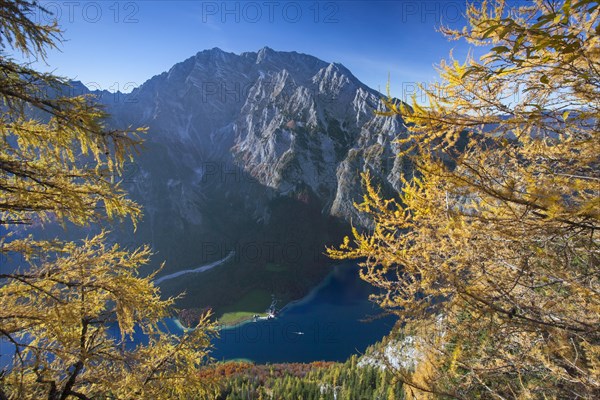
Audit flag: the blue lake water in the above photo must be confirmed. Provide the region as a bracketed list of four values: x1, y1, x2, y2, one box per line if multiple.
[1, 263, 397, 366]
[182, 262, 396, 363]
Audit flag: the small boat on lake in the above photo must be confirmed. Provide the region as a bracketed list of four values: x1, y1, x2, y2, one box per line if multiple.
[266, 295, 279, 320]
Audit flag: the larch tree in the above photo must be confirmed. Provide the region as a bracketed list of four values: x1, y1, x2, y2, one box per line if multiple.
[0, 1, 217, 399]
[329, 0, 599, 398]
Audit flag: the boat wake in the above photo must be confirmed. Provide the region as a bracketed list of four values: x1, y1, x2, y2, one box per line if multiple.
[153, 251, 235, 285]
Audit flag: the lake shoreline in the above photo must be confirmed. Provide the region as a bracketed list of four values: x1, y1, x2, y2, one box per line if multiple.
[174, 263, 349, 331]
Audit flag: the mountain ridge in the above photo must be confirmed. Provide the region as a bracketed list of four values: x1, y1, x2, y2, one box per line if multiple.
[68, 47, 413, 315]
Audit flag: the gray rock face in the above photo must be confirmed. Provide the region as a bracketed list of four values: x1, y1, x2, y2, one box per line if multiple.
[88, 47, 410, 271]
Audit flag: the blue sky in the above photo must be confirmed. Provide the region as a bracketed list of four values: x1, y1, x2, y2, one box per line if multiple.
[20, 1, 476, 99]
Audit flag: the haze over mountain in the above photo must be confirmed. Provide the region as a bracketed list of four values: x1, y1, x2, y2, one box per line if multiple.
[71, 47, 412, 311]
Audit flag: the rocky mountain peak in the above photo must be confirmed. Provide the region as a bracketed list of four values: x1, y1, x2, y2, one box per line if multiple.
[90, 47, 410, 248]
[256, 46, 276, 63]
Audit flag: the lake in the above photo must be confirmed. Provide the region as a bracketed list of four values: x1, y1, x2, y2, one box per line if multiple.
[1, 263, 397, 366]
[164, 262, 397, 363]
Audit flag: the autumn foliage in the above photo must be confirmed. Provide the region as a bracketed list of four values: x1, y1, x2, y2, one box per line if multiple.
[0, 1, 216, 398]
[330, 0, 599, 398]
